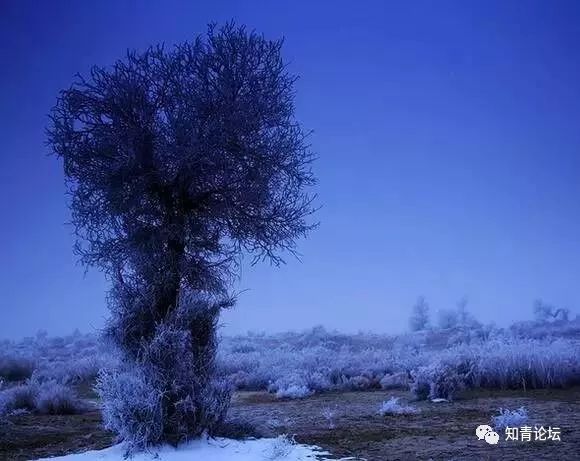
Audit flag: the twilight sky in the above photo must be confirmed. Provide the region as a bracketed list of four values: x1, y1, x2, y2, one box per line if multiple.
[1, 0, 580, 339]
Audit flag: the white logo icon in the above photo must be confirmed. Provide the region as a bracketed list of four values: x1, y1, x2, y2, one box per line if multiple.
[476, 425, 492, 440]
[476, 425, 499, 445]
[484, 431, 500, 445]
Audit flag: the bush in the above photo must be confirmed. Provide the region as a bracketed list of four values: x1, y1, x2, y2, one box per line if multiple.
[0, 380, 86, 417]
[410, 361, 466, 401]
[264, 435, 297, 460]
[378, 397, 419, 415]
[275, 384, 312, 400]
[98, 294, 232, 451]
[97, 366, 164, 450]
[0, 355, 35, 382]
[491, 406, 529, 430]
[34, 380, 88, 415]
[0, 384, 36, 415]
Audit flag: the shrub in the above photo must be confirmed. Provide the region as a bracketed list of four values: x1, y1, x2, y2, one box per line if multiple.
[410, 361, 466, 401]
[97, 366, 164, 450]
[98, 294, 232, 451]
[492, 406, 529, 430]
[0, 384, 36, 415]
[380, 372, 409, 390]
[34, 380, 87, 415]
[264, 435, 297, 460]
[321, 406, 338, 429]
[0, 355, 35, 382]
[275, 384, 312, 400]
[0, 380, 86, 417]
[378, 397, 419, 415]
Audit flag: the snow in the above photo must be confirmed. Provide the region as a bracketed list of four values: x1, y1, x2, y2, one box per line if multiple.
[34, 436, 336, 461]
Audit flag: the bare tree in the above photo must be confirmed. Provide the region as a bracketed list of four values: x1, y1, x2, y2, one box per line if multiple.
[533, 299, 569, 323]
[47, 23, 317, 449]
[409, 296, 430, 331]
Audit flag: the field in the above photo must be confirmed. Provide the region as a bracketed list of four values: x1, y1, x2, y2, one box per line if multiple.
[2, 388, 579, 460]
[1, 320, 580, 460]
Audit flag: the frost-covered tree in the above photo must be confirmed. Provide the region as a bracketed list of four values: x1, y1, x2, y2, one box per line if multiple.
[533, 299, 569, 323]
[47, 23, 316, 449]
[437, 308, 459, 330]
[409, 296, 430, 331]
[456, 296, 481, 328]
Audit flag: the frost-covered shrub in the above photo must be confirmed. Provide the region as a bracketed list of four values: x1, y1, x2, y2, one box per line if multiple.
[0, 383, 36, 415]
[98, 293, 232, 450]
[264, 434, 297, 459]
[0, 354, 35, 381]
[409, 366, 432, 401]
[34, 380, 87, 415]
[380, 372, 408, 389]
[491, 406, 529, 430]
[275, 384, 312, 400]
[36, 355, 109, 385]
[97, 366, 164, 450]
[378, 397, 419, 415]
[410, 361, 466, 401]
[470, 339, 580, 390]
[0, 380, 86, 416]
[321, 406, 338, 429]
[429, 364, 465, 401]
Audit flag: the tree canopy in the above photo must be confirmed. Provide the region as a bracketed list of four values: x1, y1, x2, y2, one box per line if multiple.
[48, 23, 317, 308]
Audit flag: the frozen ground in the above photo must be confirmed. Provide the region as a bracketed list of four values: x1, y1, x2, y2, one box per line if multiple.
[1, 388, 579, 460]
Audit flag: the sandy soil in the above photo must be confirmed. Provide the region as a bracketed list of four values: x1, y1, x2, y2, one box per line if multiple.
[1, 388, 579, 460]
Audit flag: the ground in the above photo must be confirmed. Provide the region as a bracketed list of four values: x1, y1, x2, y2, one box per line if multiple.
[1, 388, 579, 461]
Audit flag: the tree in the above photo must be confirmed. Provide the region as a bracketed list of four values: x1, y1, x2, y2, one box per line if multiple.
[455, 296, 481, 328]
[47, 23, 317, 449]
[409, 296, 430, 331]
[533, 299, 569, 323]
[437, 308, 458, 330]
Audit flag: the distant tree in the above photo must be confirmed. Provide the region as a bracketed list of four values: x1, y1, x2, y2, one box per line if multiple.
[409, 296, 430, 331]
[437, 308, 459, 330]
[456, 296, 481, 328]
[456, 296, 469, 326]
[534, 299, 553, 322]
[533, 299, 569, 323]
[48, 23, 317, 449]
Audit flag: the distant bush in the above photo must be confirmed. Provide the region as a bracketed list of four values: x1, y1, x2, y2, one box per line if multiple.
[2, 320, 579, 411]
[378, 397, 419, 415]
[275, 384, 312, 400]
[34, 380, 88, 415]
[0, 380, 86, 417]
[410, 361, 466, 401]
[0, 383, 36, 415]
[470, 339, 580, 390]
[0, 355, 35, 382]
[380, 372, 409, 390]
[0, 331, 110, 387]
[492, 406, 529, 430]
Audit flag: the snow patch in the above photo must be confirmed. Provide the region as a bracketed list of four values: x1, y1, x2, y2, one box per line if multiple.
[34, 437, 336, 461]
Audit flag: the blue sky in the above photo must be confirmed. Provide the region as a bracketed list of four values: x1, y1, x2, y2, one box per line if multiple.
[1, 0, 580, 339]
